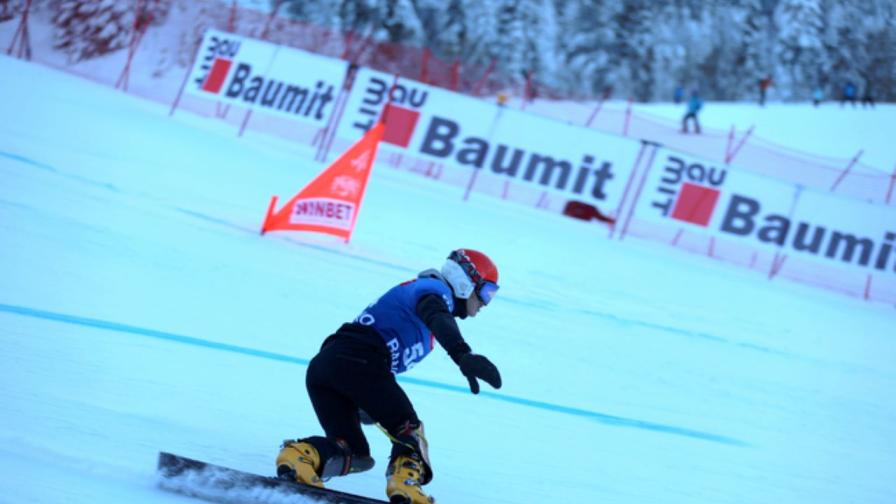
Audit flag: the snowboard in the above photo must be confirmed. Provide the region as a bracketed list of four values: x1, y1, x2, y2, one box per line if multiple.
[156, 452, 388, 504]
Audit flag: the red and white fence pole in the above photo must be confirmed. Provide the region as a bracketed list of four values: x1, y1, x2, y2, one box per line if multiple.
[769, 186, 803, 280]
[609, 141, 649, 239]
[725, 125, 734, 163]
[885, 162, 896, 204]
[115, 0, 149, 91]
[725, 125, 754, 165]
[259, 0, 282, 41]
[168, 39, 202, 116]
[619, 143, 660, 241]
[6, 0, 33, 60]
[829, 149, 864, 192]
[520, 71, 534, 111]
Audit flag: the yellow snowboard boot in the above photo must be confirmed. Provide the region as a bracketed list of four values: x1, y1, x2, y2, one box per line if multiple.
[386, 454, 435, 504]
[276, 440, 324, 488]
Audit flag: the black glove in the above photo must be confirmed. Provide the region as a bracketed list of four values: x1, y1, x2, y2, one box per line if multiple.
[458, 352, 502, 394]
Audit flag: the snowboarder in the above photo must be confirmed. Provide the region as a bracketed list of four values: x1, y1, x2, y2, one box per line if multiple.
[681, 89, 703, 134]
[276, 249, 503, 504]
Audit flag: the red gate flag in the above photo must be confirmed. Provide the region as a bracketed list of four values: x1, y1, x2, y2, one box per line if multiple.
[261, 122, 385, 242]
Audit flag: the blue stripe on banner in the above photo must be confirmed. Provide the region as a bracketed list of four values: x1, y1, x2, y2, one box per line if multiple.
[0, 302, 748, 447]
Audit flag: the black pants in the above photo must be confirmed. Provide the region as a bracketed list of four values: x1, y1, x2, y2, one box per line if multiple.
[682, 112, 700, 133]
[306, 325, 419, 457]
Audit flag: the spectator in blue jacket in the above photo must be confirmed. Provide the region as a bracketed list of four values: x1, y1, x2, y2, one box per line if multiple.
[812, 86, 824, 107]
[841, 81, 858, 107]
[681, 89, 703, 134]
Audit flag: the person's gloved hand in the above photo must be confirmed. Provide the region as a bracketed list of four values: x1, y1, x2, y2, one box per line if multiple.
[458, 353, 502, 394]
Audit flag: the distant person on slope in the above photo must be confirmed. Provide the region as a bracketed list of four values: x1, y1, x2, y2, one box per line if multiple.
[841, 81, 858, 107]
[861, 83, 875, 108]
[812, 86, 824, 107]
[681, 89, 703, 134]
[673, 85, 684, 104]
[276, 249, 502, 504]
[758, 75, 773, 106]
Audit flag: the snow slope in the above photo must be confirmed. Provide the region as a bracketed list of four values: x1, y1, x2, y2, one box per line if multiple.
[519, 98, 896, 174]
[1, 54, 895, 504]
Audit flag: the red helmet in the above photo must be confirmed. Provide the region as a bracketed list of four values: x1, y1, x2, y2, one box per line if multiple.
[441, 249, 500, 304]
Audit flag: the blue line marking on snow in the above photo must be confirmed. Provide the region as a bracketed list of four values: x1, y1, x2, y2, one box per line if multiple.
[0, 150, 58, 172]
[0, 303, 748, 447]
[0, 303, 309, 367]
[0, 150, 122, 192]
[174, 207, 242, 230]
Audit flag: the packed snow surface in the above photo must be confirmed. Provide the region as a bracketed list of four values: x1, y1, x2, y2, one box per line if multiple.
[1, 54, 895, 503]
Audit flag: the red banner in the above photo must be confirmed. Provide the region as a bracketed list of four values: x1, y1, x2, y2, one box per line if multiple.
[261, 122, 384, 241]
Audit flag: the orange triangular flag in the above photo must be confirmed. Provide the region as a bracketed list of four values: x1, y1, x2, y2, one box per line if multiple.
[261, 122, 384, 242]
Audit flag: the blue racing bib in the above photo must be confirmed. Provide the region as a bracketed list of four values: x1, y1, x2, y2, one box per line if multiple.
[355, 278, 454, 374]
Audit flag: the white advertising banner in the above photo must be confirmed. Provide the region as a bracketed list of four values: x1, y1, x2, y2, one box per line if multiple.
[184, 30, 645, 210]
[636, 148, 896, 275]
[184, 29, 348, 127]
[336, 66, 645, 210]
[177, 30, 895, 299]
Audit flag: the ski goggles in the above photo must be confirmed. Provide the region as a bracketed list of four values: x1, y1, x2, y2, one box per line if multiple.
[476, 281, 499, 306]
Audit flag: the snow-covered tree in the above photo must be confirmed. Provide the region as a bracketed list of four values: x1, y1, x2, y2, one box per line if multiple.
[144, 0, 172, 27]
[488, 0, 527, 84]
[736, 0, 775, 98]
[334, 0, 380, 37]
[409, 0, 499, 69]
[379, 0, 422, 44]
[412, 0, 466, 59]
[645, 1, 715, 101]
[53, 0, 135, 62]
[272, 0, 895, 102]
[609, 0, 654, 101]
[515, 0, 561, 94]
[774, 0, 825, 99]
[823, 0, 896, 101]
[555, 0, 613, 97]
[864, 4, 896, 100]
[52, 0, 171, 63]
[693, 5, 752, 100]
[1, 0, 23, 23]
[446, 1, 501, 72]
